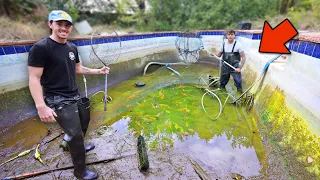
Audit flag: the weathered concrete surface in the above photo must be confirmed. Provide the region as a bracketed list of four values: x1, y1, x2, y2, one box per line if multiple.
[0, 125, 205, 180]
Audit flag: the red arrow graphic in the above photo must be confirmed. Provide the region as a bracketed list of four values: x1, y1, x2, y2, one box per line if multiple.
[259, 19, 298, 54]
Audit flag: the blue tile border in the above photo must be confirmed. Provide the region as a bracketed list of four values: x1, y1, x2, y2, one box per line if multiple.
[288, 40, 293, 50]
[83, 40, 90, 45]
[297, 41, 308, 54]
[3, 46, 15, 54]
[312, 43, 320, 58]
[305, 43, 315, 56]
[25, 45, 32, 52]
[290, 40, 299, 52]
[288, 40, 320, 58]
[14, 46, 26, 53]
[0, 47, 5, 55]
[0, 32, 319, 60]
[72, 40, 79, 46]
[252, 34, 260, 40]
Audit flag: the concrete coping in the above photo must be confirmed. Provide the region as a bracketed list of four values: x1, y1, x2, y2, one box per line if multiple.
[0, 30, 319, 47]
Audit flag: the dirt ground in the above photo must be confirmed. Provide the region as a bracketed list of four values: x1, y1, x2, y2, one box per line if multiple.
[1, 125, 217, 180]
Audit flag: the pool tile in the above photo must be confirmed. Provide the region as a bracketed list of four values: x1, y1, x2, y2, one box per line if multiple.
[252, 34, 261, 40]
[72, 40, 79, 46]
[311, 43, 320, 58]
[305, 42, 316, 56]
[3, 46, 15, 54]
[297, 41, 307, 54]
[25, 45, 33, 52]
[83, 40, 90, 45]
[291, 40, 299, 52]
[0, 47, 4, 55]
[79, 40, 85, 46]
[14, 46, 26, 53]
[288, 40, 293, 50]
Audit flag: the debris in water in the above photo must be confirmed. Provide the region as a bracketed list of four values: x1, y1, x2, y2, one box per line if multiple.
[188, 157, 211, 180]
[96, 125, 109, 135]
[231, 173, 245, 180]
[34, 144, 44, 164]
[137, 135, 149, 171]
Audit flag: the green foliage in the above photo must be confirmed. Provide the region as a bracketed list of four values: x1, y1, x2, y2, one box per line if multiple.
[67, 7, 79, 21]
[43, 0, 67, 10]
[43, 0, 81, 22]
[114, 0, 136, 27]
[1, 0, 318, 31]
[1, 0, 42, 20]
[287, 8, 307, 28]
[78, 12, 118, 26]
[140, 0, 278, 31]
[136, 0, 316, 31]
[312, 0, 320, 18]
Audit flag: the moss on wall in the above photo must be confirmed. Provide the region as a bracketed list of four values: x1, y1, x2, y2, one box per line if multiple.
[256, 85, 320, 179]
[242, 64, 258, 86]
[0, 87, 36, 129]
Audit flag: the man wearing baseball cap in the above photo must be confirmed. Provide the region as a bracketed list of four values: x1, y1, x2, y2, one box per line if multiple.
[28, 10, 109, 179]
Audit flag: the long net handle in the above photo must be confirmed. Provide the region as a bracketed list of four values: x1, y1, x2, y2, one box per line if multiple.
[90, 28, 121, 111]
[104, 74, 108, 111]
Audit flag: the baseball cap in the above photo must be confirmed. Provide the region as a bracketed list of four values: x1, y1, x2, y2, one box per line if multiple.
[48, 10, 73, 24]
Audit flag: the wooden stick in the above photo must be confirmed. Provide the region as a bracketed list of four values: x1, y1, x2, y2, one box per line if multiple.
[2, 154, 134, 180]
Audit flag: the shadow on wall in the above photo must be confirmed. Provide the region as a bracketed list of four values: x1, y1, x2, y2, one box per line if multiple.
[0, 50, 180, 133]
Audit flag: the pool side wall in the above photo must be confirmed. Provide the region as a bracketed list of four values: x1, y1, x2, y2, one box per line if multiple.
[0, 31, 319, 136]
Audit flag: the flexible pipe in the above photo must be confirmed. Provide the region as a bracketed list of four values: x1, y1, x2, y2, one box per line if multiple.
[166, 66, 181, 76]
[201, 88, 223, 121]
[143, 62, 186, 75]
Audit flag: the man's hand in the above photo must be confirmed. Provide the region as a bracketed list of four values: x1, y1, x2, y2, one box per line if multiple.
[99, 66, 110, 74]
[37, 105, 57, 122]
[235, 67, 241, 73]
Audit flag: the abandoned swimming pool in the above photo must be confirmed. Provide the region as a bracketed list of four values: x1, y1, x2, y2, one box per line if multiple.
[0, 30, 319, 179]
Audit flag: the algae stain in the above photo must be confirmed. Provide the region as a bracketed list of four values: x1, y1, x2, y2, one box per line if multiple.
[257, 85, 320, 178]
[242, 65, 258, 87]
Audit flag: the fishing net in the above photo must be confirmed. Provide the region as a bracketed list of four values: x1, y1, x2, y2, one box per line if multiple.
[90, 27, 122, 66]
[175, 31, 203, 64]
[90, 27, 122, 111]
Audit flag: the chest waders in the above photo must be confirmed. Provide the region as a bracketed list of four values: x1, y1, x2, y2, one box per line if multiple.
[78, 97, 91, 137]
[220, 41, 242, 91]
[60, 97, 95, 152]
[48, 96, 98, 179]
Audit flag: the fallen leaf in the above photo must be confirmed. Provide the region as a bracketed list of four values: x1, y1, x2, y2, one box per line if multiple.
[307, 156, 313, 163]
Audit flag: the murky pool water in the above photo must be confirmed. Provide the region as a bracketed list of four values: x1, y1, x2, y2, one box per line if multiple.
[1, 64, 269, 179]
[109, 80, 266, 178]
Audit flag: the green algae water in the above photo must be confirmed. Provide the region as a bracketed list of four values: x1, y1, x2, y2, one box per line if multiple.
[1, 63, 318, 179]
[113, 84, 267, 178]
[90, 64, 268, 178]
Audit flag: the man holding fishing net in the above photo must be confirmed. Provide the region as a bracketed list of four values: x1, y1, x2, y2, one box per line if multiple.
[28, 10, 108, 180]
[215, 30, 246, 92]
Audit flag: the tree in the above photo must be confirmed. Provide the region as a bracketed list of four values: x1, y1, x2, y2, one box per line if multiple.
[142, 0, 279, 31]
[0, 0, 41, 20]
[43, 0, 82, 22]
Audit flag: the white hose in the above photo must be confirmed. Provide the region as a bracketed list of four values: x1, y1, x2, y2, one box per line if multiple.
[143, 62, 186, 75]
[89, 91, 104, 99]
[217, 92, 236, 109]
[198, 76, 209, 86]
[201, 88, 223, 121]
[83, 75, 88, 98]
[208, 78, 219, 87]
[166, 66, 181, 76]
